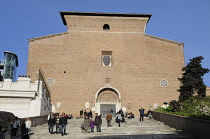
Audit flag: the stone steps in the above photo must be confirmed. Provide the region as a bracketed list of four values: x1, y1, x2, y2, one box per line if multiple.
[28, 118, 192, 139]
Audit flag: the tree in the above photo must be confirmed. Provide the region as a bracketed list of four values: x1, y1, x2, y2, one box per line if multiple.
[178, 56, 209, 103]
[169, 100, 181, 112]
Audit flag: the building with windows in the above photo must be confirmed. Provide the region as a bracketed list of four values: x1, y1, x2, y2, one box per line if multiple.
[27, 11, 185, 117]
[0, 51, 18, 82]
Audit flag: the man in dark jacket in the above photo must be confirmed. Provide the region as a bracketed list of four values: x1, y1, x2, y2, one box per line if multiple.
[48, 115, 56, 134]
[80, 109, 83, 119]
[84, 110, 87, 117]
[94, 113, 102, 132]
[59, 115, 68, 136]
[139, 107, 145, 121]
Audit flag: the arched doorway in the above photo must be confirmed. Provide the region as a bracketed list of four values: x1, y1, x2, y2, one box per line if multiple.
[95, 86, 121, 118]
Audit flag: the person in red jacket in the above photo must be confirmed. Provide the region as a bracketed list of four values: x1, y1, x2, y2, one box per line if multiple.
[59, 115, 68, 136]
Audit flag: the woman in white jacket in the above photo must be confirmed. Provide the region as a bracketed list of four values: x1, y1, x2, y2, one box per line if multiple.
[25, 118, 31, 135]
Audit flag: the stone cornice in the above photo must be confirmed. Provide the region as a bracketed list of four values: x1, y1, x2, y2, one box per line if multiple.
[145, 34, 183, 45]
[0, 91, 36, 98]
[28, 32, 68, 42]
[60, 11, 152, 25]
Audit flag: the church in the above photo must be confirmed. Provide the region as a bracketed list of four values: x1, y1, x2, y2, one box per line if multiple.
[27, 11, 184, 117]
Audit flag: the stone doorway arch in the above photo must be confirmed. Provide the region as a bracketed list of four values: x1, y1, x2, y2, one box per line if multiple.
[95, 86, 121, 117]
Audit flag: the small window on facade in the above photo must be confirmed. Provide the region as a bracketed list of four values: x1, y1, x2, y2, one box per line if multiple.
[102, 51, 112, 66]
[103, 24, 110, 30]
[103, 56, 111, 66]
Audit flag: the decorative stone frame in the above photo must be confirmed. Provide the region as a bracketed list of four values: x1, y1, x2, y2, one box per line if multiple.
[94, 85, 121, 114]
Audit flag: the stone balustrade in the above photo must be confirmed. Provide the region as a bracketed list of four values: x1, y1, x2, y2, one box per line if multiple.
[21, 113, 59, 127]
[152, 111, 210, 139]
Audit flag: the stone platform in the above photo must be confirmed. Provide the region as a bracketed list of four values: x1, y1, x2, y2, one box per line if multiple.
[26, 117, 192, 139]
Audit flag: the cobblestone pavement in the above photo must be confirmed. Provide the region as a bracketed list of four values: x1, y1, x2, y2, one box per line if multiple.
[10, 117, 192, 139]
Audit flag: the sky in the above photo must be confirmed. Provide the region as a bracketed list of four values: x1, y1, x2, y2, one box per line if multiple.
[0, 0, 209, 86]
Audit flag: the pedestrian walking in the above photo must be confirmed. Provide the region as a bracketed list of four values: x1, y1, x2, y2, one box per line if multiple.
[83, 115, 90, 132]
[55, 115, 60, 133]
[148, 109, 153, 119]
[47, 112, 53, 120]
[139, 107, 145, 121]
[94, 113, 102, 132]
[13, 116, 20, 136]
[59, 115, 68, 136]
[89, 110, 93, 118]
[84, 110, 87, 117]
[116, 112, 122, 127]
[25, 118, 31, 135]
[80, 109, 83, 119]
[90, 118, 95, 132]
[21, 121, 26, 136]
[48, 115, 56, 134]
[106, 113, 112, 127]
[110, 109, 113, 114]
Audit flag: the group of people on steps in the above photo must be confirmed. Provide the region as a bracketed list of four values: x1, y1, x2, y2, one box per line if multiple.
[1, 117, 31, 139]
[47, 107, 153, 136]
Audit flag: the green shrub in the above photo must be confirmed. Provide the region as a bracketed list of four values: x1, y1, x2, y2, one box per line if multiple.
[169, 100, 181, 112]
[154, 96, 210, 120]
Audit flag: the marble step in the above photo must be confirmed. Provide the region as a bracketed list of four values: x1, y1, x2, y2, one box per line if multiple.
[28, 118, 192, 139]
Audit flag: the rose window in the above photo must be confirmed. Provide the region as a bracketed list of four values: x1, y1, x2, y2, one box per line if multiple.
[160, 80, 168, 87]
[46, 78, 55, 86]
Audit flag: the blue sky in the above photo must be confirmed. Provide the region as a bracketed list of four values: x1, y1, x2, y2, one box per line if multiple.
[0, 0, 209, 86]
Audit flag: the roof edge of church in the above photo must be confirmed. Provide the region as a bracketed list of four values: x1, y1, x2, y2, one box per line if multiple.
[28, 32, 68, 42]
[59, 11, 152, 25]
[145, 34, 184, 45]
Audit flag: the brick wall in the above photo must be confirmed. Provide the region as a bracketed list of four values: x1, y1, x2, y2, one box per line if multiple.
[27, 12, 185, 116]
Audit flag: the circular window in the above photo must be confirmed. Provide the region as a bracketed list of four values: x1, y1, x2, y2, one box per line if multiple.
[46, 78, 55, 86]
[160, 79, 168, 87]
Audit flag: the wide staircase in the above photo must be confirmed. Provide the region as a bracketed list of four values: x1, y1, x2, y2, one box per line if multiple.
[29, 118, 191, 139]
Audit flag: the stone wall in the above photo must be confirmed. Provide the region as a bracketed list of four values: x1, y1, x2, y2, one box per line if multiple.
[21, 113, 59, 127]
[152, 111, 210, 139]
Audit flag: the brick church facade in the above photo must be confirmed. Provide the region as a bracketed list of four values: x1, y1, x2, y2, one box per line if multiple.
[27, 11, 184, 117]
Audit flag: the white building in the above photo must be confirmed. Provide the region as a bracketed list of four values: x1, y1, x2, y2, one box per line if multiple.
[0, 75, 52, 118]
